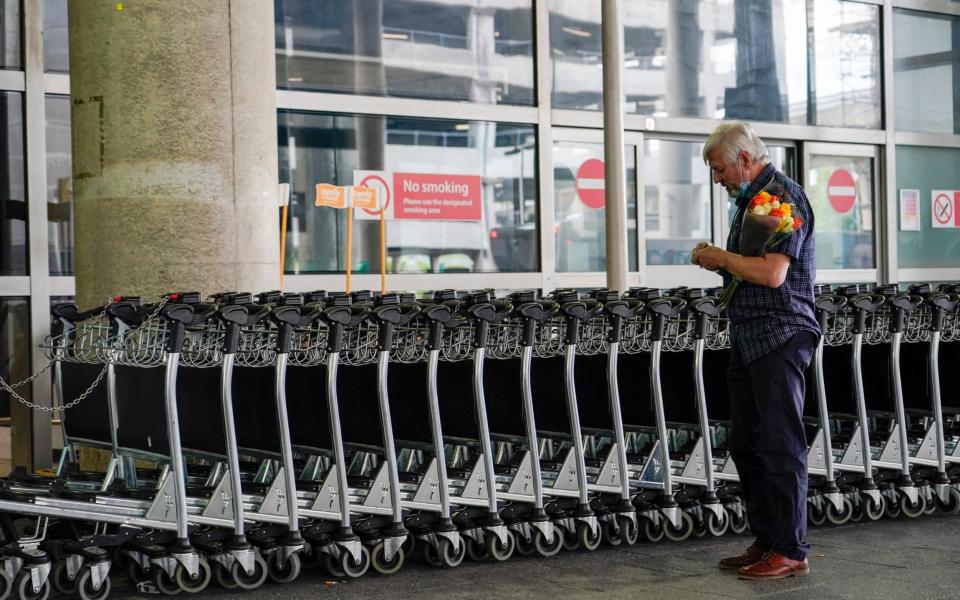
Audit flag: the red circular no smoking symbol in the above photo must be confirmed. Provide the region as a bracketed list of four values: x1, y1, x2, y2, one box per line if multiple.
[827, 169, 856, 214]
[934, 193, 953, 225]
[576, 159, 606, 209]
[359, 174, 391, 216]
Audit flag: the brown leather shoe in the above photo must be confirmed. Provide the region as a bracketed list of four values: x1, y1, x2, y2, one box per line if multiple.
[718, 544, 766, 570]
[738, 552, 809, 580]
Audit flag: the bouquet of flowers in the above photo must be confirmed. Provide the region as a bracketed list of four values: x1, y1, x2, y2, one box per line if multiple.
[719, 189, 804, 306]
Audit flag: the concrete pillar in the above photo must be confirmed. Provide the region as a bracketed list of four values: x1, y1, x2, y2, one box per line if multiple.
[69, 0, 280, 309]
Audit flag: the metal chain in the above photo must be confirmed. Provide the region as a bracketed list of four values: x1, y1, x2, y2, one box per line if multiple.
[0, 363, 108, 413]
[0, 296, 171, 412]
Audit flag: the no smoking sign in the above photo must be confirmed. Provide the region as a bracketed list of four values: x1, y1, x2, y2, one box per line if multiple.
[931, 190, 960, 229]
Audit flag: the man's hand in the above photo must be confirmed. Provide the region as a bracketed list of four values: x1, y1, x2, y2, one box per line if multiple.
[692, 244, 727, 272]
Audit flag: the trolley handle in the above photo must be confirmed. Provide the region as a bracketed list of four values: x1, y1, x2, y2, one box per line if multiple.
[271, 304, 324, 354]
[218, 304, 271, 353]
[320, 305, 353, 353]
[645, 297, 686, 342]
[515, 302, 548, 347]
[888, 294, 924, 334]
[814, 294, 847, 330]
[372, 304, 403, 351]
[106, 300, 154, 329]
[849, 293, 886, 335]
[927, 292, 960, 333]
[161, 303, 201, 354]
[601, 299, 637, 344]
[51, 302, 106, 338]
[465, 300, 512, 348]
[560, 300, 601, 345]
[423, 304, 453, 351]
[689, 297, 723, 341]
[907, 283, 933, 297]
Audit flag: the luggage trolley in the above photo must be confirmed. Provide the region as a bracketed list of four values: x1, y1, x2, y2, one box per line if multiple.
[804, 287, 856, 526]
[906, 284, 960, 511]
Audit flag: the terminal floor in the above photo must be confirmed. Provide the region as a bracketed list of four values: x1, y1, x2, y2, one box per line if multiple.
[112, 511, 960, 600]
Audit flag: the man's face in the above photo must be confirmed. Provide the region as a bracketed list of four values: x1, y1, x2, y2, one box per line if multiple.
[707, 149, 745, 197]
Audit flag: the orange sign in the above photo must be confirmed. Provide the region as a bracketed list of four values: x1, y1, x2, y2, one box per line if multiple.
[315, 183, 347, 208]
[351, 186, 379, 210]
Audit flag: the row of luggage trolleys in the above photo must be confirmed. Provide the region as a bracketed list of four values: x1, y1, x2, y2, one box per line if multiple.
[0, 282, 956, 598]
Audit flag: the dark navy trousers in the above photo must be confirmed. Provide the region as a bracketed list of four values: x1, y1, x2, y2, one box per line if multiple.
[728, 330, 818, 561]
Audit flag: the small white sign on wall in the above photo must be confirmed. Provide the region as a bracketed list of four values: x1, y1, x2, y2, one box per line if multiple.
[899, 189, 920, 232]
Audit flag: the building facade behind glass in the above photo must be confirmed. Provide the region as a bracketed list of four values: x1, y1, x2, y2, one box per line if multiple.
[1, 0, 959, 434]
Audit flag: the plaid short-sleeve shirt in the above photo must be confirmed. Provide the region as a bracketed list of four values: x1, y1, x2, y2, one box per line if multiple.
[723, 163, 821, 364]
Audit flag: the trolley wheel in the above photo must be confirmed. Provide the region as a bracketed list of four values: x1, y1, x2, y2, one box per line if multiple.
[125, 558, 150, 585]
[422, 542, 444, 567]
[13, 571, 50, 600]
[230, 554, 268, 591]
[50, 559, 80, 596]
[705, 509, 729, 537]
[76, 568, 111, 600]
[576, 522, 602, 551]
[561, 526, 580, 551]
[663, 511, 695, 542]
[641, 518, 664, 543]
[464, 536, 488, 562]
[340, 545, 371, 579]
[900, 492, 925, 519]
[370, 542, 404, 575]
[727, 506, 748, 534]
[884, 495, 903, 519]
[618, 515, 640, 546]
[300, 544, 325, 570]
[601, 519, 622, 546]
[938, 487, 960, 514]
[807, 503, 826, 527]
[174, 557, 211, 593]
[323, 552, 344, 577]
[825, 497, 854, 526]
[512, 530, 538, 556]
[150, 567, 181, 596]
[486, 531, 515, 562]
[438, 537, 466, 567]
[533, 530, 564, 557]
[212, 562, 237, 590]
[863, 494, 885, 521]
[267, 551, 301, 584]
[0, 568, 11, 600]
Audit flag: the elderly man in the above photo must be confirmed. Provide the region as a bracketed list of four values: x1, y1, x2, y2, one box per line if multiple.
[692, 121, 821, 580]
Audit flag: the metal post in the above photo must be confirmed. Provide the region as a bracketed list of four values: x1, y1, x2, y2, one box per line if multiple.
[601, 0, 629, 292]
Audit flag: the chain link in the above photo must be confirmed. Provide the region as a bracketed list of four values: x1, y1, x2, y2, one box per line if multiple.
[0, 296, 172, 413]
[1, 363, 108, 413]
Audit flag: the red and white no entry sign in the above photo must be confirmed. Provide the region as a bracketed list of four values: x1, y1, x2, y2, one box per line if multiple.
[576, 159, 606, 209]
[827, 169, 856, 214]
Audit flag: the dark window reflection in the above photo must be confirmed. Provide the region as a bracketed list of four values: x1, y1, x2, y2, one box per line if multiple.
[1, 91, 26, 276]
[551, 0, 808, 123]
[275, 0, 535, 105]
[0, 298, 29, 418]
[278, 111, 538, 274]
[43, 0, 69, 73]
[0, 0, 22, 70]
[46, 95, 73, 275]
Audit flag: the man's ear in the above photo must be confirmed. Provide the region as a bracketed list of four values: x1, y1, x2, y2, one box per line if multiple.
[739, 150, 751, 169]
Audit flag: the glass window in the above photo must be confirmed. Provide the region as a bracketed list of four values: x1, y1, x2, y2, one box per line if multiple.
[645, 139, 710, 266]
[894, 9, 960, 134]
[0, 298, 29, 422]
[46, 95, 73, 275]
[278, 111, 537, 274]
[275, 0, 534, 106]
[0, 0, 21, 70]
[550, 0, 809, 124]
[809, 0, 881, 129]
[553, 142, 637, 272]
[1, 91, 25, 276]
[896, 146, 960, 269]
[43, 0, 69, 73]
[805, 152, 875, 270]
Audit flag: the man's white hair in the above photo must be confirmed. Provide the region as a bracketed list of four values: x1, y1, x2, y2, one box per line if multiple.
[702, 121, 770, 166]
